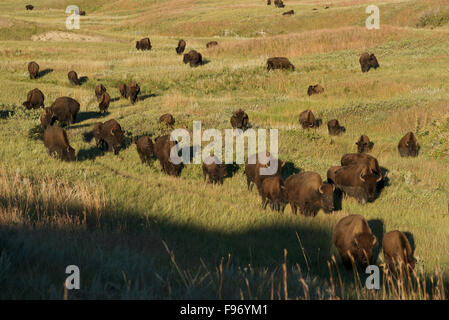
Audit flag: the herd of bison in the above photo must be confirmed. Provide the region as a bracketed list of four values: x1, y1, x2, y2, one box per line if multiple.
[16, 2, 421, 275]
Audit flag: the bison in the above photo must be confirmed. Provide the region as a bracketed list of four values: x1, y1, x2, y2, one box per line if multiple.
[183, 50, 203, 67]
[274, 0, 285, 8]
[382, 230, 416, 274]
[267, 57, 294, 71]
[79, 10, 86, 16]
[307, 84, 324, 96]
[127, 82, 140, 104]
[136, 38, 152, 51]
[333, 164, 382, 204]
[68, 70, 79, 86]
[154, 134, 182, 176]
[40, 97, 80, 129]
[299, 110, 319, 129]
[206, 41, 218, 48]
[245, 152, 283, 194]
[26, 5, 34, 10]
[282, 10, 294, 16]
[326, 166, 342, 185]
[98, 92, 111, 114]
[285, 171, 334, 216]
[93, 119, 124, 155]
[398, 132, 420, 157]
[28, 61, 39, 79]
[160, 113, 175, 126]
[176, 39, 186, 55]
[43, 126, 75, 162]
[119, 83, 128, 99]
[202, 155, 227, 184]
[333, 214, 377, 269]
[356, 134, 373, 153]
[136, 136, 155, 165]
[230, 109, 249, 131]
[23, 88, 44, 109]
[95, 84, 106, 101]
[261, 176, 286, 211]
[327, 119, 346, 136]
[359, 52, 379, 73]
[341, 153, 381, 178]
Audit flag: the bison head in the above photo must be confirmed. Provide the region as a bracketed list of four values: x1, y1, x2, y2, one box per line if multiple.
[40, 108, 54, 129]
[351, 233, 377, 267]
[406, 139, 420, 157]
[356, 136, 371, 153]
[183, 53, 190, 64]
[318, 183, 334, 213]
[360, 170, 382, 202]
[63, 146, 76, 162]
[369, 54, 379, 69]
[135, 41, 140, 50]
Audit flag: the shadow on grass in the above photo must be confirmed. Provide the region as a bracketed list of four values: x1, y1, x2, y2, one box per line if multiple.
[139, 93, 158, 101]
[76, 111, 109, 123]
[0, 110, 14, 119]
[37, 68, 53, 78]
[77, 146, 104, 161]
[79, 76, 89, 85]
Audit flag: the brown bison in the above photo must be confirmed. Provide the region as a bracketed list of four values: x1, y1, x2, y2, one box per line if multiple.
[183, 50, 203, 67]
[299, 110, 319, 129]
[79, 10, 86, 16]
[160, 113, 175, 126]
[95, 84, 106, 101]
[176, 39, 186, 55]
[93, 119, 124, 155]
[356, 134, 373, 153]
[98, 92, 111, 113]
[341, 153, 381, 178]
[267, 57, 294, 71]
[359, 52, 379, 73]
[285, 171, 334, 216]
[333, 164, 382, 204]
[40, 97, 80, 128]
[127, 82, 140, 104]
[136, 38, 152, 51]
[136, 136, 155, 165]
[202, 155, 227, 184]
[23, 88, 44, 109]
[26, 4, 34, 10]
[326, 166, 342, 185]
[333, 214, 377, 269]
[119, 83, 128, 99]
[154, 134, 182, 176]
[43, 126, 75, 162]
[206, 41, 218, 48]
[398, 132, 420, 157]
[68, 70, 79, 85]
[327, 119, 346, 136]
[307, 84, 324, 96]
[230, 109, 249, 131]
[274, 0, 285, 8]
[261, 176, 286, 211]
[382, 230, 416, 274]
[28, 61, 39, 79]
[245, 152, 283, 194]
[282, 10, 294, 16]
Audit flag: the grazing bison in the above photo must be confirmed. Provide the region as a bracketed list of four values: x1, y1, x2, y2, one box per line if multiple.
[136, 38, 152, 51]
[43, 126, 75, 162]
[160, 113, 175, 126]
[327, 119, 346, 136]
[206, 41, 218, 48]
[176, 39, 186, 55]
[307, 84, 324, 96]
[299, 110, 319, 129]
[68, 70, 79, 85]
[382, 230, 416, 274]
[95, 84, 106, 101]
[154, 134, 182, 176]
[183, 50, 203, 67]
[398, 132, 420, 157]
[245, 152, 283, 193]
[40, 97, 80, 128]
[356, 134, 373, 153]
[341, 153, 381, 178]
[28, 61, 39, 79]
[230, 109, 249, 131]
[359, 52, 379, 73]
[261, 176, 286, 211]
[285, 171, 334, 216]
[274, 0, 285, 8]
[333, 214, 377, 269]
[202, 155, 227, 184]
[127, 82, 140, 104]
[119, 83, 128, 99]
[267, 57, 295, 71]
[334, 164, 382, 204]
[136, 136, 155, 165]
[98, 92, 111, 113]
[23, 88, 45, 109]
[93, 119, 124, 155]
[282, 10, 294, 16]
[26, 5, 34, 10]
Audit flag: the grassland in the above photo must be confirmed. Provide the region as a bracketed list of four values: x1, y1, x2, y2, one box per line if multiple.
[0, 0, 448, 299]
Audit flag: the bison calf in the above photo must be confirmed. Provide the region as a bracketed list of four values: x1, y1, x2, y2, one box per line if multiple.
[382, 230, 416, 274]
[176, 39, 186, 55]
[356, 134, 373, 153]
[333, 214, 377, 269]
[43, 126, 75, 162]
[299, 110, 319, 129]
[327, 119, 345, 136]
[230, 109, 249, 131]
[359, 52, 379, 73]
[245, 152, 283, 194]
[267, 57, 294, 71]
[93, 119, 124, 155]
[206, 41, 218, 48]
[136, 136, 155, 165]
[398, 132, 420, 157]
[136, 38, 152, 51]
[307, 84, 324, 96]
[23, 88, 44, 109]
[202, 156, 227, 184]
[28, 61, 39, 79]
[261, 176, 286, 211]
[160, 113, 175, 126]
[183, 50, 203, 67]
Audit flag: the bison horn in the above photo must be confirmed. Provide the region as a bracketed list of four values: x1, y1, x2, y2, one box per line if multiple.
[110, 129, 114, 136]
[372, 235, 377, 246]
[376, 175, 382, 182]
[353, 238, 359, 247]
[319, 185, 324, 194]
